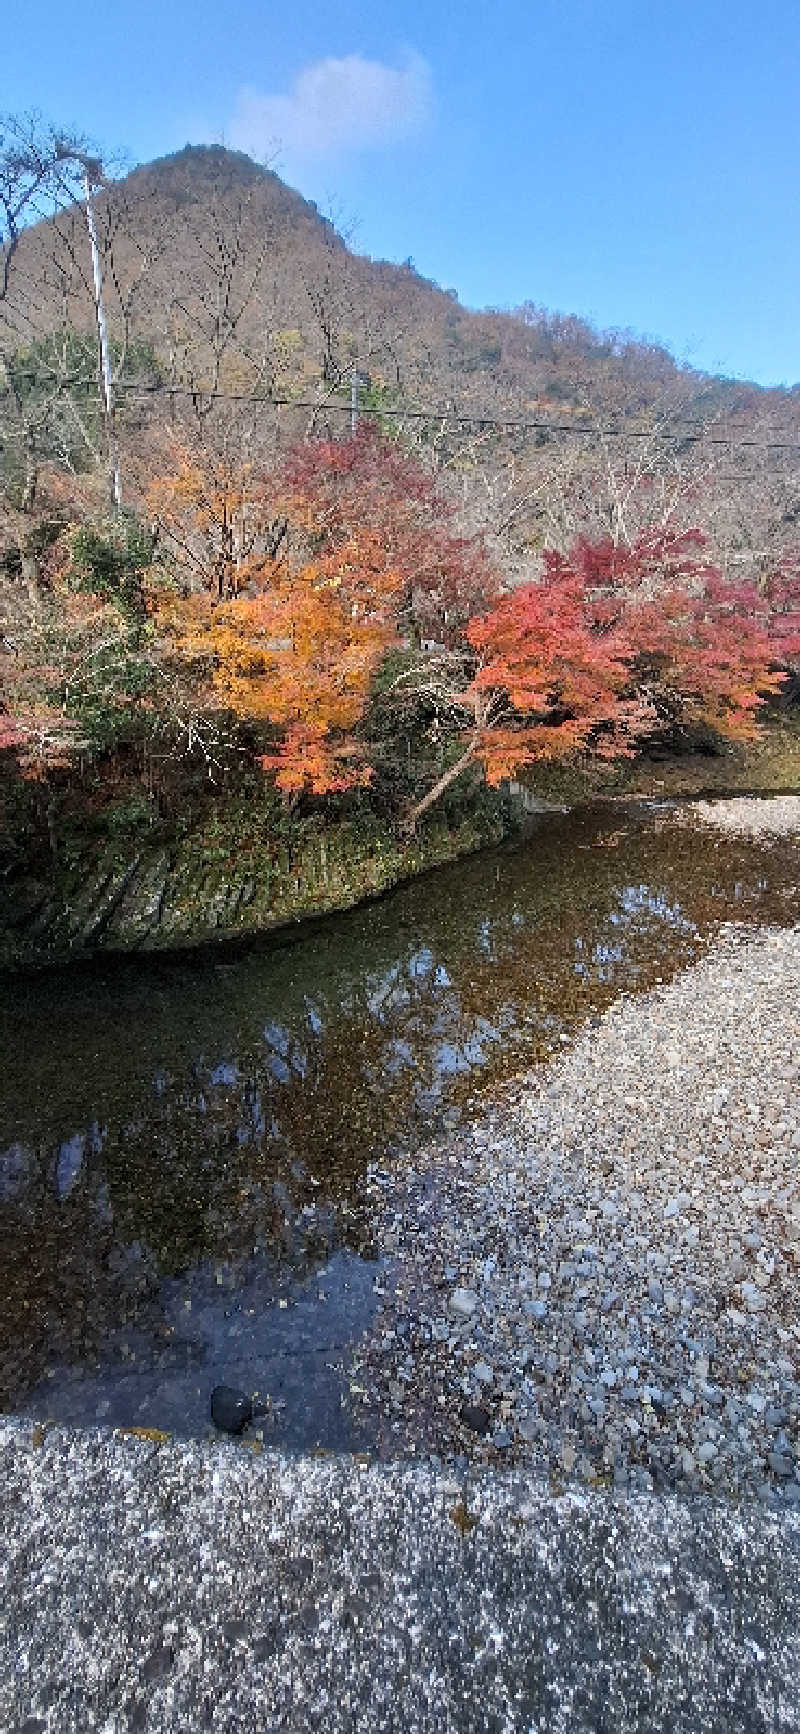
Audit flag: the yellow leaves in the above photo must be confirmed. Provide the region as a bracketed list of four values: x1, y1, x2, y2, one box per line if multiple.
[143, 446, 412, 793]
[116, 1425, 171, 1445]
[147, 446, 288, 601]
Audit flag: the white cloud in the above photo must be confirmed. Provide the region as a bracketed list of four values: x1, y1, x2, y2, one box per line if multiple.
[229, 52, 433, 168]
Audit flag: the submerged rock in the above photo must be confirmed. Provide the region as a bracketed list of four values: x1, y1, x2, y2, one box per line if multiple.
[211, 1386, 252, 1435]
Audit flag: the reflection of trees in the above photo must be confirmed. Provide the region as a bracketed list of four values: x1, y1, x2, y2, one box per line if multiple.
[2, 806, 798, 1407]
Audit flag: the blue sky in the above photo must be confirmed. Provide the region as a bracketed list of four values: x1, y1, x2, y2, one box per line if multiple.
[6, 0, 800, 386]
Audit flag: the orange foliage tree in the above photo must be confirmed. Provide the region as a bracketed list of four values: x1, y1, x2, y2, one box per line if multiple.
[281, 424, 496, 641]
[146, 429, 487, 796]
[158, 529, 403, 793]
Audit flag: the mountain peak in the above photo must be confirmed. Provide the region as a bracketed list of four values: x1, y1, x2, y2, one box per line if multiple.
[119, 142, 342, 240]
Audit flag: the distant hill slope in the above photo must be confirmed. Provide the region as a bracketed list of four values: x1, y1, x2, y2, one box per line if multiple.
[3, 144, 800, 583]
[3, 142, 794, 427]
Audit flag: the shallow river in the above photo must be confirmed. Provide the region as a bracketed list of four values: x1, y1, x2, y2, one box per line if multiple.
[1, 798, 798, 1449]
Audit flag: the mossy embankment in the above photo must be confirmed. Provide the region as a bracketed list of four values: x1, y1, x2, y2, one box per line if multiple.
[0, 779, 514, 971]
[1, 719, 798, 972]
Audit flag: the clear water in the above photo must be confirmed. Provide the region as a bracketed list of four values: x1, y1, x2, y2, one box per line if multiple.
[1, 799, 797, 1449]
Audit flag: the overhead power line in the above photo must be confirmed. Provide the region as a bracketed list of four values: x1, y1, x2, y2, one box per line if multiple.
[4, 372, 800, 458]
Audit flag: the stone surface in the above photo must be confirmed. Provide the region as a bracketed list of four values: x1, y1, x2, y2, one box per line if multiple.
[4, 1419, 800, 1734]
[460, 1404, 491, 1436]
[210, 1386, 252, 1435]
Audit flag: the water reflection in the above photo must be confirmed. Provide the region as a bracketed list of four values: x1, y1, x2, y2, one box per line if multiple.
[1, 799, 798, 1441]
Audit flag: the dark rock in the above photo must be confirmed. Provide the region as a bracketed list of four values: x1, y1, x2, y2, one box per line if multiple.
[211, 1385, 252, 1434]
[460, 1403, 490, 1436]
[142, 1645, 174, 1681]
[768, 1451, 794, 1478]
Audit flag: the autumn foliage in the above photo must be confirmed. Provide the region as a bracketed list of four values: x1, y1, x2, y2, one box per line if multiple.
[162, 528, 403, 792]
[1, 429, 794, 826]
[763, 551, 800, 669]
[281, 426, 496, 639]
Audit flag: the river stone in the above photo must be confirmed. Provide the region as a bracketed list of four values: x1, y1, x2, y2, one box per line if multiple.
[450, 1288, 478, 1319]
[741, 1282, 767, 1314]
[460, 1403, 490, 1436]
[211, 1386, 252, 1434]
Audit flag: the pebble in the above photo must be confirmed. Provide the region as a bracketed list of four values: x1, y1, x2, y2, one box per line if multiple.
[450, 1289, 478, 1319]
[690, 795, 800, 838]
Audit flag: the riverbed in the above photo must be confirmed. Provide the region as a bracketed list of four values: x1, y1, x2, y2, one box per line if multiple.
[1, 795, 798, 1465]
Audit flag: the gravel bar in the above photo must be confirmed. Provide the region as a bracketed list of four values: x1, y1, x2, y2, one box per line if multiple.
[354, 921, 800, 1500]
[687, 795, 800, 837]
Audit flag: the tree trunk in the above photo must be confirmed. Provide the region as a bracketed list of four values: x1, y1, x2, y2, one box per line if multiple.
[401, 735, 480, 836]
